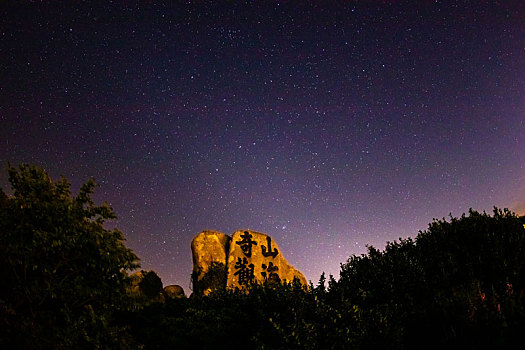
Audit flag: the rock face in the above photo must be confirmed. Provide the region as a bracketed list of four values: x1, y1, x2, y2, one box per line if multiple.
[226, 230, 307, 289]
[164, 285, 185, 299]
[191, 230, 231, 295]
[128, 270, 165, 302]
[191, 229, 307, 294]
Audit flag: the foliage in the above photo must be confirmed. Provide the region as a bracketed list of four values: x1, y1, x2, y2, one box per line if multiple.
[128, 208, 525, 349]
[139, 270, 163, 299]
[2, 163, 524, 349]
[330, 208, 525, 349]
[191, 261, 228, 295]
[127, 278, 362, 350]
[0, 164, 139, 349]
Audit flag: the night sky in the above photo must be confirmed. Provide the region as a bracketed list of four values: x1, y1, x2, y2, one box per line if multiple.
[1, 1, 524, 289]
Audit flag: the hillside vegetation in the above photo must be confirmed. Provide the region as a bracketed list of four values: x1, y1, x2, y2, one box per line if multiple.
[1, 165, 524, 349]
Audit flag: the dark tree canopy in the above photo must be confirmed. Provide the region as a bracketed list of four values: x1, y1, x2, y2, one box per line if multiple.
[331, 208, 525, 349]
[2, 164, 525, 349]
[139, 270, 163, 299]
[0, 164, 139, 349]
[126, 209, 525, 349]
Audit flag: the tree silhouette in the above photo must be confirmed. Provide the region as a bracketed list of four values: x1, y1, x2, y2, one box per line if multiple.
[0, 164, 139, 349]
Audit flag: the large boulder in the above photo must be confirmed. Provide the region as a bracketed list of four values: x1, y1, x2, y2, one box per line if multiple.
[226, 230, 307, 289]
[128, 270, 164, 302]
[164, 285, 185, 299]
[191, 230, 231, 295]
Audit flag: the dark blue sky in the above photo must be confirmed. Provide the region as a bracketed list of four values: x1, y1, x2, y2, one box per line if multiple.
[1, 1, 524, 289]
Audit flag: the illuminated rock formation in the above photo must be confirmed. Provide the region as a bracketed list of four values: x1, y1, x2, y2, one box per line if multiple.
[191, 230, 231, 295]
[164, 285, 185, 299]
[226, 230, 307, 289]
[191, 229, 307, 294]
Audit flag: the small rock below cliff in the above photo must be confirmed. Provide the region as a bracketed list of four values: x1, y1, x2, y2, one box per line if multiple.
[164, 285, 185, 299]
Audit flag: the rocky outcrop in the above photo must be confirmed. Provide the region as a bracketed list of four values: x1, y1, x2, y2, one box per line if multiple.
[164, 285, 185, 299]
[128, 270, 166, 302]
[191, 230, 231, 295]
[226, 230, 307, 289]
[191, 229, 307, 294]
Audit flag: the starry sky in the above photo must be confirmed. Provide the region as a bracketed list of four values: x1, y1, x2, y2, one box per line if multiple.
[1, 1, 524, 289]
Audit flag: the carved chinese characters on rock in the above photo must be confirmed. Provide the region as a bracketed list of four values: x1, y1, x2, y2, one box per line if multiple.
[261, 261, 280, 283]
[236, 231, 257, 258]
[260, 236, 280, 282]
[227, 230, 306, 289]
[231, 231, 281, 286]
[261, 236, 279, 258]
[233, 257, 255, 285]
